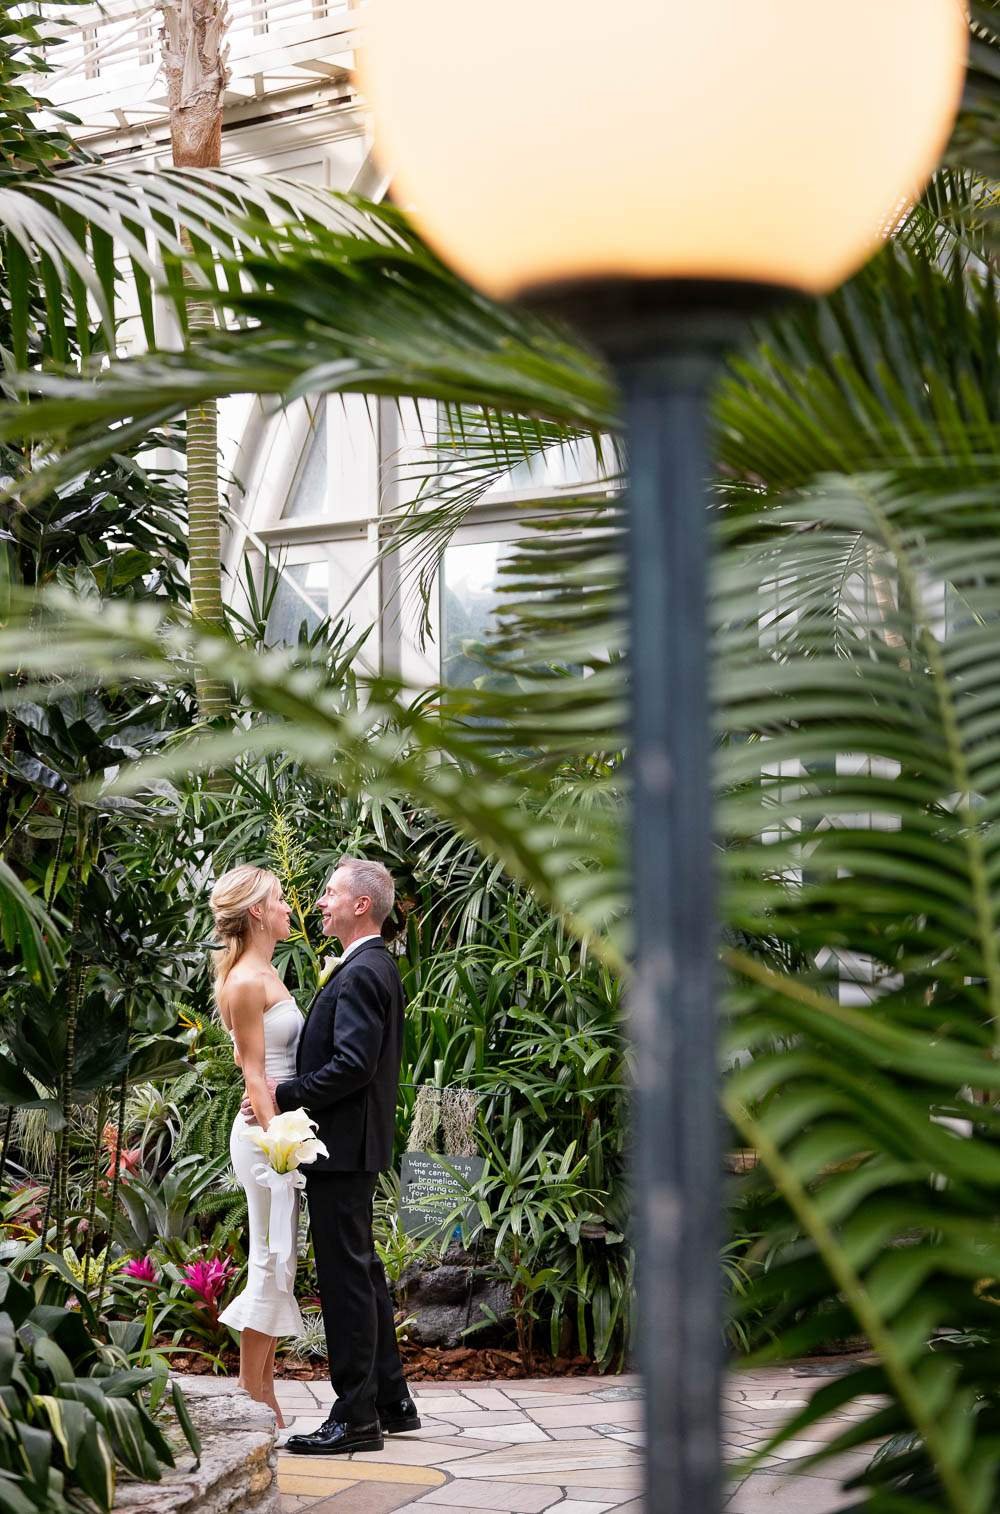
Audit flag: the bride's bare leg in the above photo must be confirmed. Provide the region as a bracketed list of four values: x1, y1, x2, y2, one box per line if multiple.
[239, 1329, 284, 1426]
[262, 1337, 284, 1427]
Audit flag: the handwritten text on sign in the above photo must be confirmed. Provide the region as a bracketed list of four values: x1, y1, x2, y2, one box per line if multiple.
[399, 1151, 485, 1238]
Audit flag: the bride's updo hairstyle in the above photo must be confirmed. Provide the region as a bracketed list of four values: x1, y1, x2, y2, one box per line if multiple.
[209, 864, 279, 1009]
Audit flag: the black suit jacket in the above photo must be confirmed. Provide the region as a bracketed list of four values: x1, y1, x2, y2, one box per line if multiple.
[274, 938, 404, 1173]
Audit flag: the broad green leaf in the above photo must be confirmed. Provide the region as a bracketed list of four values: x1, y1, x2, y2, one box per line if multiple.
[170, 1383, 201, 1466]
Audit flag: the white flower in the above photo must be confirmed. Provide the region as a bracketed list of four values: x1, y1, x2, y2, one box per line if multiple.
[318, 954, 343, 987]
[271, 1108, 315, 1143]
[242, 1107, 329, 1174]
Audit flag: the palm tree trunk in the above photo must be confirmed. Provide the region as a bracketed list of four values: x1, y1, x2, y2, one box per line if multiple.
[161, 0, 232, 722]
[97, 1053, 130, 1316]
[54, 812, 87, 1252]
[36, 802, 71, 1263]
[80, 1089, 108, 1285]
[186, 356, 231, 719]
[0, 1106, 14, 1195]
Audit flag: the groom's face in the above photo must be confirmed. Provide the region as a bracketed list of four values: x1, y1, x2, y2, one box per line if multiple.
[316, 867, 361, 940]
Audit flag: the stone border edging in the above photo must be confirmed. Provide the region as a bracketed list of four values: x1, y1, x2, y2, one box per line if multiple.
[113, 1377, 278, 1514]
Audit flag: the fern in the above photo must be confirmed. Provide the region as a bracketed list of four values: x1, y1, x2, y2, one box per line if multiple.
[173, 1100, 214, 1161]
[206, 1085, 242, 1161]
[192, 1188, 247, 1228]
[170, 1071, 200, 1103]
[174, 1082, 242, 1163]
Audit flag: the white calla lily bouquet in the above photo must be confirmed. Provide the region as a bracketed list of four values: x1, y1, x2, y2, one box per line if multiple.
[240, 1109, 328, 1291]
[243, 1107, 328, 1174]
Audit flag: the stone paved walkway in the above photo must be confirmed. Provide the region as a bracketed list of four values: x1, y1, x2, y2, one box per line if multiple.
[272, 1365, 874, 1512]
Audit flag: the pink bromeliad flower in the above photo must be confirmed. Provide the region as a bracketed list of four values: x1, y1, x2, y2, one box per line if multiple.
[122, 1256, 158, 1284]
[182, 1257, 236, 1320]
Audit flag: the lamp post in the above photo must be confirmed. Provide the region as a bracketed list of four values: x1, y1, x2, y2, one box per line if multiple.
[359, 5, 968, 1509]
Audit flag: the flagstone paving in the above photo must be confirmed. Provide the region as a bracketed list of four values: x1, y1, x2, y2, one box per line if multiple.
[267, 1365, 874, 1512]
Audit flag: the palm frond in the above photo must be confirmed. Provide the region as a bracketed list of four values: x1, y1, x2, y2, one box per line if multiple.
[954, 1, 1000, 176]
[0, 173, 613, 498]
[717, 242, 1000, 498]
[0, 590, 624, 953]
[708, 469, 1000, 1508]
[0, 856, 63, 988]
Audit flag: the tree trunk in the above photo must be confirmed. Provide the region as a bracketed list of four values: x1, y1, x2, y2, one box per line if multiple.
[54, 811, 87, 1252]
[97, 1052, 131, 1316]
[161, 0, 232, 722]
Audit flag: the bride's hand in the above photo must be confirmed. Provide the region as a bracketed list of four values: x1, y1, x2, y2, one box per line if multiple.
[241, 1076, 278, 1125]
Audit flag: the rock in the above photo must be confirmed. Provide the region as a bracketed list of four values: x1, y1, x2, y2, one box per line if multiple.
[400, 1263, 513, 1349]
[440, 1241, 481, 1268]
[114, 1378, 277, 1514]
[404, 1265, 468, 1305]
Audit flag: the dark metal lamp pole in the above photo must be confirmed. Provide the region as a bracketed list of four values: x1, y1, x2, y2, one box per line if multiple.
[362, 9, 967, 1504]
[361, 8, 967, 1494]
[538, 277, 793, 1514]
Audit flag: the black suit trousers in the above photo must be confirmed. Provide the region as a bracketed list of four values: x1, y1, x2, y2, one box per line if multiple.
[305, 1170, 408, 1425]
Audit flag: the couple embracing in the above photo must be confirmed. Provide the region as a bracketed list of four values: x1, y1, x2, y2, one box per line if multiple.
[209, 857, 419, 1455]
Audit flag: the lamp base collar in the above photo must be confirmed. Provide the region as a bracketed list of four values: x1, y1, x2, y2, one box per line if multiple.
[519, 276, 802, 360]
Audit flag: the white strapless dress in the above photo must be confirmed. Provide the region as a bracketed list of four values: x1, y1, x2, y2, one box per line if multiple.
[219, 998, 305, 1338]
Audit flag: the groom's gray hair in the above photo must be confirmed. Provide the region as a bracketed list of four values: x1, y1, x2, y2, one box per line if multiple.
[336, 856, 395, 925]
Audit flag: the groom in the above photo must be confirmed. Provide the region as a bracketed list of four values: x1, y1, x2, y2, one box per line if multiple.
[254, 856, 419, 1455]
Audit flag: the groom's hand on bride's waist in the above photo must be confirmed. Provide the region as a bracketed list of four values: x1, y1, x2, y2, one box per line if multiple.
[240, 1076, 278, 1125]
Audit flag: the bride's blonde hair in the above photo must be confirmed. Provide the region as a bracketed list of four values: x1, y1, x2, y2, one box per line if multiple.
[209, 864, 279, 1009]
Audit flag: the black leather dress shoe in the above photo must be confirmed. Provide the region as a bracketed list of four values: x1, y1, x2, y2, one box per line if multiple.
[283, 1416, 384, 1456]
[378, 1398, 422, 1434]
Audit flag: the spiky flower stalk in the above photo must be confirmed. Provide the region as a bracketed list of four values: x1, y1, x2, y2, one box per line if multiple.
[35, 803, 72, 1262]
[268, 805, 320, 979]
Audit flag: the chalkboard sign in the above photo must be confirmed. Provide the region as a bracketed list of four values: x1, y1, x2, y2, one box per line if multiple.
[399, 1151, 485, 1239]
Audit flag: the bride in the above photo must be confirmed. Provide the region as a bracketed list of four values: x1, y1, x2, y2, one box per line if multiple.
[209, 864, 305, 1426]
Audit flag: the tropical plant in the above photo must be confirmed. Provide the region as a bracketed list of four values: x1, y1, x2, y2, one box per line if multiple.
[373, 1172, 432, 1295]
[0, 1264, 199, 1514]
[123, 1083, 184, 1178]
[112, 1240, 243, 1362]
[169, 1015, 246, 1169]
[112, 1153, 229, 1251]
[443, 1117, 609, 1369]
[0, 12, 999, 1511]
[284, 1308, 327, 1363]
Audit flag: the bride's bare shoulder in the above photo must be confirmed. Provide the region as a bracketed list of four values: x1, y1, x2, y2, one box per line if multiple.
[219, 971, 269, 1028]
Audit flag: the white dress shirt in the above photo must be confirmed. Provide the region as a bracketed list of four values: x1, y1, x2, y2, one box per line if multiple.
[341, 932, 383, 959]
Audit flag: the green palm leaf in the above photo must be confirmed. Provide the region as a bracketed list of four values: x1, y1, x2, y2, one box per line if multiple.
[0, 21, 998, 1501]
[0, 856, 62, 988]
[0, 591, 624, 953]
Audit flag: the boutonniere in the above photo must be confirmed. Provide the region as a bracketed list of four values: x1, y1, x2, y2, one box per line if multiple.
[317, 954, 344, 988]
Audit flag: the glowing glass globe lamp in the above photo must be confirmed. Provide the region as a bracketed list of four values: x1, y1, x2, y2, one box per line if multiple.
[360, 6, 968, 1512]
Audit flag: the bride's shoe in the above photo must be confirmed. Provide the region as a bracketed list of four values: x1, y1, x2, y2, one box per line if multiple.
[275, 1421, 299, 1449]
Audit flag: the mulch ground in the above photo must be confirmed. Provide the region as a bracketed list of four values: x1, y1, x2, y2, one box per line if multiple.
[169, 1343, 603, 1382]
[403, 1343, 601, 1381]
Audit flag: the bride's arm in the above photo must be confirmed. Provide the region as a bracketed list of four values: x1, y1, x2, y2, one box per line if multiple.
[228, 982, 276, 1130]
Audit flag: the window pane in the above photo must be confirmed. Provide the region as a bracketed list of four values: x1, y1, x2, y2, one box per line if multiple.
[436, 404, 608, 496]
[281, 396, 376, 522]
[283, 406, 328, 520]
[441, 540, 513, 686]
[266, 560, 330, 645]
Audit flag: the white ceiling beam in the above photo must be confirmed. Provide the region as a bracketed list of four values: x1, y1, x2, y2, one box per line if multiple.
[290, 58, 349, 77]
